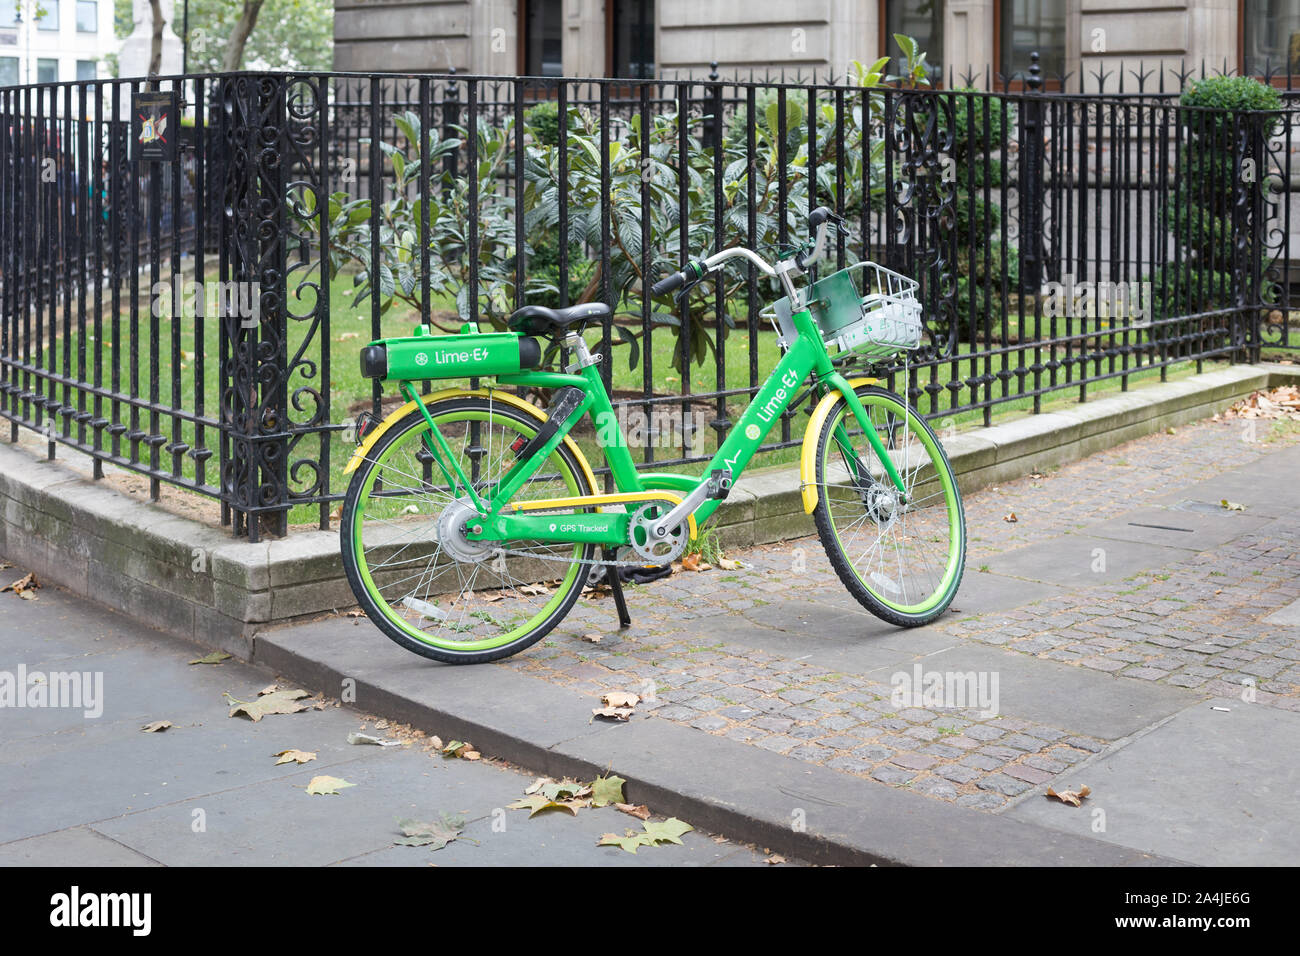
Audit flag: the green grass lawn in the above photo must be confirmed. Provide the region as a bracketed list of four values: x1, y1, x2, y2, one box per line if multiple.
[40, 271, 1207, 527]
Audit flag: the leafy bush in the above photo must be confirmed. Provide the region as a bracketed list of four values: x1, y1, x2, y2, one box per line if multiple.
[1156, 75, 1280, 354]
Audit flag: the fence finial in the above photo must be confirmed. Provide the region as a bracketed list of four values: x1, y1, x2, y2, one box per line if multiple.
[709, 61, 719, 82]
[1027, 51, 1042, 92]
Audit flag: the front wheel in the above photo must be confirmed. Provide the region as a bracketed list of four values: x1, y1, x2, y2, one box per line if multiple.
[811, 384, 966, 626]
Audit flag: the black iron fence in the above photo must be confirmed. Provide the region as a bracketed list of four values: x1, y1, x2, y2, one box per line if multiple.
[1, 62, 1297, 540]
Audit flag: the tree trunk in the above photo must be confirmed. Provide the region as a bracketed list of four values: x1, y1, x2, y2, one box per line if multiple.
[223, 0, 268, 72]
[148, 0, 163, 76]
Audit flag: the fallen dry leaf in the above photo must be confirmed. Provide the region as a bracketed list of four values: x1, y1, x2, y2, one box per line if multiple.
[225, 688, 311, 722]
[615, 802, 651, 820]
[1220, 499, 1247, 512]
[1003, 512, 1018, 523]
[188, 651, 231, 666]
[581, 633, 603, 644]
[1, 572, 39, 594]
[1045, 784, 1092, 807]
[717, 557, 742, 570]
[592, 706, 635, 721]
[602, 691, 640, 708]
[141, 720, 172, 733]
[509, 794, 584, 817]
[306, 775, 355, 795]
[765, 854, 786, 865]
[274, 749, 317, 765]
[394, 814, 465, 850]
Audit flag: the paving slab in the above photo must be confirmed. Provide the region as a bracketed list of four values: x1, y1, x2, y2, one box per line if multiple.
[978, 535, 1193, 588]
[1007, 698, 1300, 866]
[0, 826, 161, 867]
[91, 747, 529, 866]
[1082, 506, 1272, 551]
[867, 642, 1201, 741]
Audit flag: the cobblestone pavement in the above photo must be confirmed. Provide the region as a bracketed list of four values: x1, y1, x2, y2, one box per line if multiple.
[495, 415, 1300, 812]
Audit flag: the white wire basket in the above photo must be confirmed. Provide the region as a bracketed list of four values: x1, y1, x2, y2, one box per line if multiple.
[769, 261, 923, 359]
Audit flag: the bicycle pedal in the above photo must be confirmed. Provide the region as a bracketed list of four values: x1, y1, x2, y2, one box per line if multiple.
[705, 468, 733, 501]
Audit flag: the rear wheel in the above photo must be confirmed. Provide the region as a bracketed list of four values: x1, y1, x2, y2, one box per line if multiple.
[340, 395, 594, 664]
[811, 384, 965, 626]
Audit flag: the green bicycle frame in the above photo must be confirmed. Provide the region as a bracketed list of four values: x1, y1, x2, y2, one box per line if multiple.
[405, 305, 907, 549]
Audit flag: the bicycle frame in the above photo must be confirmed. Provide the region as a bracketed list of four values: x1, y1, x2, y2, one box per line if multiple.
[391, 304, 910, 552]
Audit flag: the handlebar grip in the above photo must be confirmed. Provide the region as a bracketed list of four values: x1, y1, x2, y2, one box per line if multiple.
[809, 206, 834, 230]
[652, 259, 707, 296]
[651, 270, 688, 296]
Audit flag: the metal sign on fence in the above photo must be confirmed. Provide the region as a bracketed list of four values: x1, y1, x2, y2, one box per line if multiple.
[131, 91, 178, 162]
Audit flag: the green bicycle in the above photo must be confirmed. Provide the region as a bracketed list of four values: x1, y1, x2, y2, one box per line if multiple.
[339, 207, 966, 664]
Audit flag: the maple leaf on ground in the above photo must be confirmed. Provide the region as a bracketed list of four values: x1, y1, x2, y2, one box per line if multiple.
[614, 802, 651, 820]
[225, 688, 311, 721]
[508, 794, 584, 817]
[539, 779, 590, 802]
[188, 651, 231, 665]
[598, 830, 655, 854]
[140, 720, 172, 733]
[642, 817, 694, 846]
[602, 691, 640, 708]
[306, 775, 355, 795]
[394, 814, 466, 850]
[274, 749, 317, 765]
[590, 774, 627, 808]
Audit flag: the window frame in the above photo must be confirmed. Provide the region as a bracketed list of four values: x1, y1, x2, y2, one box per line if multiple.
[878, 0, 947, 88]
[37, 0, 59, 31]
[36, 56, 58, 83]
[993, 0, 1065, 91]
[75, 0, 95, 33]
[1239, 0, 1300, 84]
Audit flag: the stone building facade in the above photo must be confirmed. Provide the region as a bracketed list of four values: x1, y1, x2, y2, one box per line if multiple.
[332, 1, 1282, 90]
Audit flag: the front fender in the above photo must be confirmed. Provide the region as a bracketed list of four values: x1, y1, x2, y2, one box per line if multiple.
[342, 387, 599, 495]
[800, 377, 879, 514]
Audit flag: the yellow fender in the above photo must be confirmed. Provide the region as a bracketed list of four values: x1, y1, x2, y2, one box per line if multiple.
[342, 387, 600, 494]
[800, 377, 879, 514]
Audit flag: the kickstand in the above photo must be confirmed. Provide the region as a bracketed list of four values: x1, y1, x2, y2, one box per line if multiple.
[602, 547, 632, 629]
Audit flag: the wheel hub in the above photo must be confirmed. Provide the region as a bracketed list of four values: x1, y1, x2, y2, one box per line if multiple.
[864, 485, 902, 529]
[437, 498, 493, 563]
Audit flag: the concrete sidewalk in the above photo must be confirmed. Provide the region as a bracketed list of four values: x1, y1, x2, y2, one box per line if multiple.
[249, 411, 1300, 865]
[0, 582, 787, 866]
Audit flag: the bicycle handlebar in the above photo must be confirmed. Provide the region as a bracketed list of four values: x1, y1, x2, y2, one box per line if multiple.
[651, 207, 842, 297]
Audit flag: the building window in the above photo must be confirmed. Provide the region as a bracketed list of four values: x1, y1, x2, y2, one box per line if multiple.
[884, 0, 944, 83]
[523, 0, 563, 77]
[76, 0, 95, 32]
[0, 0, 16, 28]
[38, 0, 59, 30]
[36, 57, 57, 82]
[76, 58, 95, 80]
[1243, 0, 1300, 74]
[609, 0, 654, 78]
[0, 56, 18, 86]
[999, 0, 1064, 80]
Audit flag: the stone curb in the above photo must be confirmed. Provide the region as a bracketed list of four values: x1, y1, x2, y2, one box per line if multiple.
[252, 619, 1186, 866]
